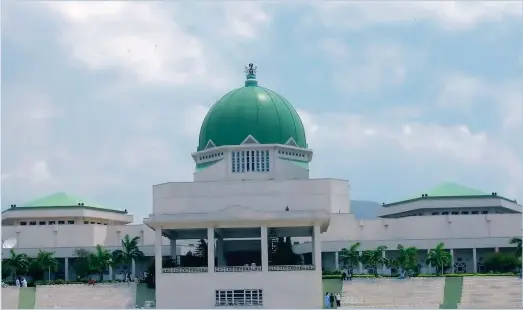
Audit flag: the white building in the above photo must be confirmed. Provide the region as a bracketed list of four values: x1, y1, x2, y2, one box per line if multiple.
[2, 64, 522, 308]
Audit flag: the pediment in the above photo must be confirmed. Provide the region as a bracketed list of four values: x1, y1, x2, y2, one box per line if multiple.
[204, 140, 216, 150]
[241, 135, 260, 145]
[285, 137, 298, 147]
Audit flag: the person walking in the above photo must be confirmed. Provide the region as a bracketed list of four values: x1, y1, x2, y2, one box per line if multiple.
[329, 293, 335, 308]
[324, 293, 330, 308]
[335, 292, 341, 308]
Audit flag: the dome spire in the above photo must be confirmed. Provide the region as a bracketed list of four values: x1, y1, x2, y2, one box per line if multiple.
[244, 63, 258, 86]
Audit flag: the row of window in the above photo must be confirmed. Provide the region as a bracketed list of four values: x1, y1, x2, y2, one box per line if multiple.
[19, 220, 107, 226]
[278, 149, 306, 158]
[215, 289, 263, 307]
[231, 150, 270, 173]
[413, 210, 492, 216]
[198, 152, 224, 161]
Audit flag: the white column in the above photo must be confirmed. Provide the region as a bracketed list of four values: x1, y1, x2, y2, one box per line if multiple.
[358, 250, 363, 274]
[334, 252, 339, 270]
[216, 236, 226, 266]
[131, 259, 136, 278]
[155, 227, 163, 280]
[64, 257, 69, 281]
[109, 265, 113, 280]
[450, 249, 455, 273]
[207, 227, 215, 273]
[261, 226, 269, 272]
[313, 225, 322, 270]
[472, 248, 477, 273]
[170, 239, 177, 261]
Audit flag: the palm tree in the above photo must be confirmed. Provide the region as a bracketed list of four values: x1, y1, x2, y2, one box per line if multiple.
[3, 249, 30, 279]
[361, 246, 388, 277]
[73, 248, 97, 280]
[112, 235, 144, 277]
[338, 242, 361, 272]
[390, 244, 418, 276]
[33, 250, 59, 283]
[426, 242, 452, 275]
[509, 237, 522, 258]
[90, 245, 114, 281]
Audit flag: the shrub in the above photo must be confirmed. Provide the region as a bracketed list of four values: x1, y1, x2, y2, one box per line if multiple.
[54, 279, 66, 285]
[484, 252, 521, 273]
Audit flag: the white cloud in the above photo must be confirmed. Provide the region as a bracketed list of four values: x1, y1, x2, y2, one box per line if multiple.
[310, 1, 522, 30]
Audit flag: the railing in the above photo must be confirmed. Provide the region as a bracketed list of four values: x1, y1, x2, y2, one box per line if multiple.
[161, 267, 208, 273]
[215, 266, 262, 272]
[268, 264, 315, 271]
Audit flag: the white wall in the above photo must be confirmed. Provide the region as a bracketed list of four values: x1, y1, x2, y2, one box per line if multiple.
[153, 179, 348, 215]
[156, 271, 322, 309]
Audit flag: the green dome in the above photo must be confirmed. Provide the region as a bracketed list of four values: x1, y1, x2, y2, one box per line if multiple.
[197, 64, 307, 151]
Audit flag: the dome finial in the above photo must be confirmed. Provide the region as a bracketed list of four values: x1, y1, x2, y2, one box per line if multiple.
[244, 63, 258, 86]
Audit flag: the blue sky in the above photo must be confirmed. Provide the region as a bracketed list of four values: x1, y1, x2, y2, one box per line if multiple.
[2, 1, 522, 220]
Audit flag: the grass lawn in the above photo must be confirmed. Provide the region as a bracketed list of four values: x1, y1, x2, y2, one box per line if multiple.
[322, 279, 343, 309]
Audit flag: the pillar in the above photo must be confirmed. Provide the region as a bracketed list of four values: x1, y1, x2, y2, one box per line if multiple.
[64, 257, 69, 281]
[312, 225, 322, 270]
[472, 248, 477, 273]
[216, 236, 226, 266]
[207, 227, 215, 272]
[382, 250, 387, 275]
[427, 249, 432, 274]
[261, 226, 269, 271]
[155, 227, 163, 280]
[131, 259, 136, 278]
[170, 238, 177, 264]
[358, 250, 363, 274]
[334, 252, 339, 270]
[109, 265, 113, 280]
[450, 249, 455, 273]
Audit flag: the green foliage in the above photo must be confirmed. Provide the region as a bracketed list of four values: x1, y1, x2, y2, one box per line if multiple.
[338, 243, 361, 271]
[29, 250, 59, 282]
[484, 252, 521, 273]
[426, 242, 452, 275]
[73, 248, 97, 280]
[73, 245, 113, 281]
[270, 237, 301, 265]
[509, 237, 522, 258]
[390, 244, 419, 276]
[112, 234, 144, 266]
[361, 246, 388, 277]
[3, 249, 30, 277]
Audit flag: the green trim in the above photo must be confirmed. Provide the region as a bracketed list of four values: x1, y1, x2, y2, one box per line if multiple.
[18, 287, 36, 309]
[279, 157, 309, 169]
[195, 159, 222, 172]
[2, 206, 126, 214]
[439, 277, 463, 309]
[384, 194, 517, 207]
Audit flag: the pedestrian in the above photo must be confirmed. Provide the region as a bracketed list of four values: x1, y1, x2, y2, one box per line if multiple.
[342, 271, 347, 281]
[335, 292, 341, 307]
[324, 293, 330, 308]
[348, 271, 353, 281]
[329, 293, 335, 308]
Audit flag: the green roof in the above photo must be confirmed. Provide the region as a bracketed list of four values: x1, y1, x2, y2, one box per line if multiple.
[423, 182, 488, 197]
[197, 65, 307, 151]
[3, 192, 126, 214]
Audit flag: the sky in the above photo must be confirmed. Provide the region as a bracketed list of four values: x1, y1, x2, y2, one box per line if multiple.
[1, 1, 522, 221]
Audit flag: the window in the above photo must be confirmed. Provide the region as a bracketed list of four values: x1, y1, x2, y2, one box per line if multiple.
[84, 221, 89, 224]
[471, 211, 479, 214]
[20, 221, 27, 226]
[481, 211, 488, 214]
[431, 212, 439, 215]
[461, 211, 469, 215]
[451, 212, 459, 215]
[68, 220, 75, 224]
[58, 221, 65, 225]
[48, 221, 56, 225]
[232, 150, 270, 173]
[29, 221, 36, 226]
[215, 289, 263, 307]
[97, 222, 101, 225]
[39, 221, 46, 225]
[90, 221, 95, 224]
[442, 212, 449, 215]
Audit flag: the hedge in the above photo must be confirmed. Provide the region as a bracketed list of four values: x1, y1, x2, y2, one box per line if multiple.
[322, 272, 517, 279]
[3, 279, 128, 286]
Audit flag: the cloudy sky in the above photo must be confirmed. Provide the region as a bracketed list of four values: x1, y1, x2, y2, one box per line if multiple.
[2, 1, 522, 220]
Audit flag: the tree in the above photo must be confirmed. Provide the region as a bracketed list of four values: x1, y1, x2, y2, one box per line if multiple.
[425, 242, 452, 275]
[73, 248, 97, 280]
[112, 234, 144, 274]
[32, 250, 59, 282]
[90, 245, 114, 281]
[3, 249, 30, 279]
[267, 228, 279, 264]
[361, 246, 388, 277]
[193, 239, 208, 264]
[390, 245, 418, 276]
[338, 242, 361, 272]
[484, 252, 520, 273]
[509, 237, 522, 258]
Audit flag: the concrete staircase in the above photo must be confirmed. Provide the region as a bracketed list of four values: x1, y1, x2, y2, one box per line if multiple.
[340, 278, 445, 308]
[34, 283, 136, 309]
[458, 277, 522, 309]
[1, 287, 20, 309]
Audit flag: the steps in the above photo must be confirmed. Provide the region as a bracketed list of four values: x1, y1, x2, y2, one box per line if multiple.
[458, 277, 522, 309]
[340, 278, 445, 308]
[1, 287, 20, 309]
[34, 283, 136, 309]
